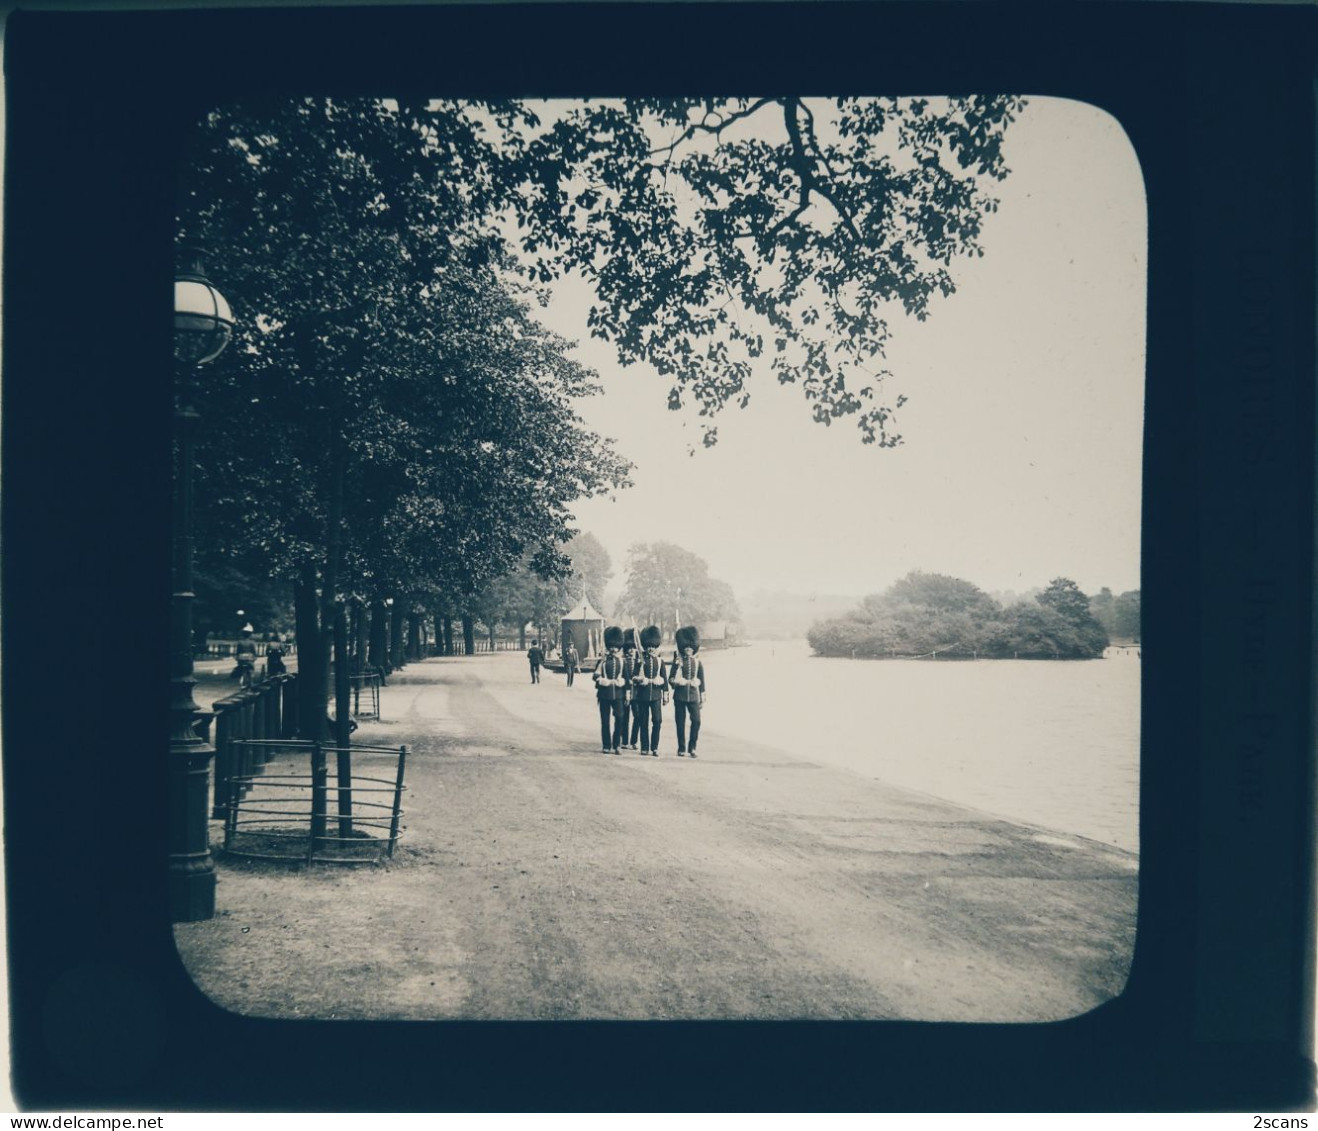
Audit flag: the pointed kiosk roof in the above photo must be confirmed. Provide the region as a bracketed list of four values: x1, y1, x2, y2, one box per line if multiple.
[562, 597, 604, 623]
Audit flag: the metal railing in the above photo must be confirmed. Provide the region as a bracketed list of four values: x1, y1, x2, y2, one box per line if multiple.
[349, 671, 382, 719]
[221, 739, 407, 865]
[208, 673, 298, 821]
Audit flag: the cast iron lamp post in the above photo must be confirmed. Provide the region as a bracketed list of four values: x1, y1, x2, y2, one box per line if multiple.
[169, 242, 233, 922]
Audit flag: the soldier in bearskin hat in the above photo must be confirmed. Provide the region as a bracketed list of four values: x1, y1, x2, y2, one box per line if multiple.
[670, 625, 706, 758]
[620, 628, 640, 750]
[592, 625, 627, 754]
[630, 624, 669, 755]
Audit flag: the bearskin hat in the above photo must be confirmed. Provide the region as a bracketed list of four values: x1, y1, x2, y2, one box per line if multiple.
[675, 625, 700, 653]
[603, 625, 623, 650]
[640, 624, 662, 649]
[622, 627, 639, 652]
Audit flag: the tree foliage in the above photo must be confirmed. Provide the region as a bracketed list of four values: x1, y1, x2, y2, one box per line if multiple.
[180, 99, 630, 732]
[515, 96, 1025, 445]
[562, 531, 612, 613]
[808, 571, 1110, 659]
[1090, 587, 1140, 642]
[614, 542, 741, 637]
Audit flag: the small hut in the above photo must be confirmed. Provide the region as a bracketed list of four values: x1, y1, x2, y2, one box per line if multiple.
[558, 596, 605, 668]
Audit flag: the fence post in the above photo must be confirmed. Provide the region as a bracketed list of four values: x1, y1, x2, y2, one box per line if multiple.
[282, 674, 299, 738]
[309, 740, 327, 858]
[387, 745, 407, 858]
[263, 680, 279, 749]
[212, 706, 232, 821]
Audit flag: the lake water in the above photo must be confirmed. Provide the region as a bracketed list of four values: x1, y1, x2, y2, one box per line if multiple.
[703, 639, 1140, 853]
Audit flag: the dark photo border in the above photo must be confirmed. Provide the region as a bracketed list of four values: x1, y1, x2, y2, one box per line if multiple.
[3, 0, 1314, 1112]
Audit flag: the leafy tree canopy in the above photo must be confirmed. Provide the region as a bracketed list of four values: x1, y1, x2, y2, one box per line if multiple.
[184, 99, 630, 603]
[187, 93, 1025, 451]
[614, 541, 741, 638]
[515, 96, 1025, 445]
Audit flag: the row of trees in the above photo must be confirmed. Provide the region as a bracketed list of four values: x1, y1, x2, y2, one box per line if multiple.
[462, 539, 743, 647]
[183, 99, 630, 739]
[807, 572, 1114, 660]
[182, 95, 1024, 733]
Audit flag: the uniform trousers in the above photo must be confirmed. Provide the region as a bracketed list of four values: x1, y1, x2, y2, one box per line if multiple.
[619, 698, 632, 746]
[675, 699, 701, 752]
[598, 698, 625, 751]
[633, 699, 662, 752]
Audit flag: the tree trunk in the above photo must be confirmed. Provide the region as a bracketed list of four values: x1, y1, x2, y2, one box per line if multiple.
[353, 599, 369, 675]
[293, 564, 328, 846]
[390, 602, 406, 669]
[518, 623, 527, 650]
[332, 598, 353, 836]
[294, 564, 328, 742]
[462, 613, 475, 656]
[323, 438, 352, 834]
[487, 623, 496, 651]
[407, 612, 422, 661]
[442, 614, 453, 656]
[368, 597, 390, 675]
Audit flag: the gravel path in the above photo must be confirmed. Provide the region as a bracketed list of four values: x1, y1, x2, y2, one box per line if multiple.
[174, 653, 1138, 1022]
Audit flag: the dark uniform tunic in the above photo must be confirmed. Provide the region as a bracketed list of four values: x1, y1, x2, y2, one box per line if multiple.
[670, 651, 706, 756]
[593, 650, 627, 753]
[630, 648, 669, 754]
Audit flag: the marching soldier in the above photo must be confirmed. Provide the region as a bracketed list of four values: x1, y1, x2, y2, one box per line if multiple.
[630, 624, 668, 756]
[592, 625, 627, 754]
[670, 625, 706, 758]
[620, 628, 640, 750]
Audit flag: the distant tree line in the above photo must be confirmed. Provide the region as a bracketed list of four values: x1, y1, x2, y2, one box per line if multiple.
[1088, 587, 1141, 644]
[807, 572, 1120, 660]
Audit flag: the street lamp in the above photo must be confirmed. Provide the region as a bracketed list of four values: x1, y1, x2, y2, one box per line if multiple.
[169, 241, 233, 922]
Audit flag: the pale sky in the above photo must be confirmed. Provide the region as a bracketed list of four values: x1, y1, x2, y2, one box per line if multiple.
[553, 97, 1146, 601]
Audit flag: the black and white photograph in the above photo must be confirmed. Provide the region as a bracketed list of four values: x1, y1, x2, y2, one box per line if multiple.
[169, 92, 1143, 1025]
[3, 0, 1314, 1114]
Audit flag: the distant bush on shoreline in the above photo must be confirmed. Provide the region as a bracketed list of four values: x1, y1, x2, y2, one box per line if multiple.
[807, 572, 1110, 660]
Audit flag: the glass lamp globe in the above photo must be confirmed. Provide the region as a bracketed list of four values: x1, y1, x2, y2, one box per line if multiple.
[174, 247, 233, 366]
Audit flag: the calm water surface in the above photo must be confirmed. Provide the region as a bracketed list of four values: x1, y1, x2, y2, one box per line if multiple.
[705, 639, 1140, 853]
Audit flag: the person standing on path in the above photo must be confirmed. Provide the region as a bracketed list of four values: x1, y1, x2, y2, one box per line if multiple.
[527, 640, 544, 684]
[620, 628, 640, 750]
[670, 625, 706, 758]
[233, 625, 258, 688]
[564, 641, 579, 687]
[630, 624, 668, 756]
[593, 626, 626, 754]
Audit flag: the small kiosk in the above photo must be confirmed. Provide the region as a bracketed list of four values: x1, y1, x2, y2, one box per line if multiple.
[556, 597, 605, 670]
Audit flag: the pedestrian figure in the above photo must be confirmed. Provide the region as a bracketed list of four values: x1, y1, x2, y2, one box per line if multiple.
[233, 625, 258, 688]
[527, 639, 544, 684]
[266, 640, 287, 676]
[620, 628, 640, 749]
[593, 626, 626, 754]
[564, 641, 579, 687]
[631, 624, 668, 756]
[671, 625, 706, 758]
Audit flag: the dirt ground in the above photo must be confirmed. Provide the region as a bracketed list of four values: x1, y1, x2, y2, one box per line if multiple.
[174, 653, 1138, 1022]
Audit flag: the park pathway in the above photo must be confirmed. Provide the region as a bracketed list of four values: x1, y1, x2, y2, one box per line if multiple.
[174, 653, 1138, 1022]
